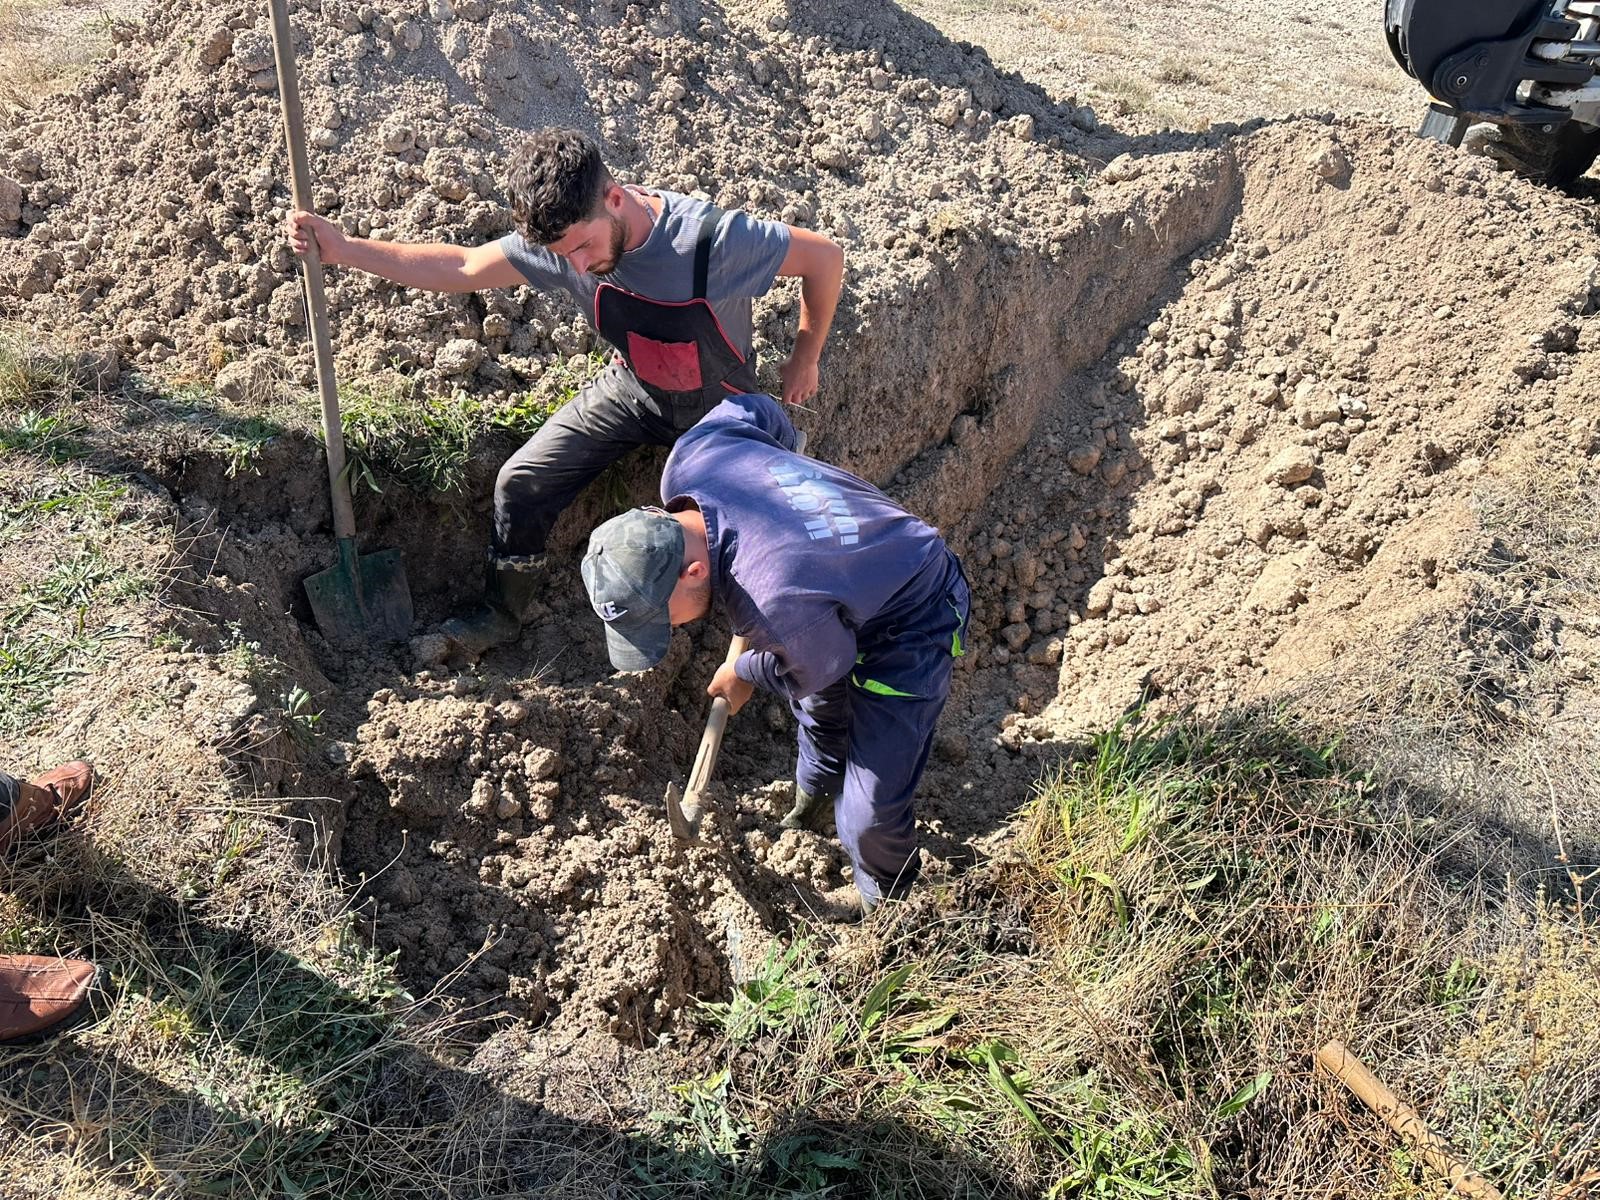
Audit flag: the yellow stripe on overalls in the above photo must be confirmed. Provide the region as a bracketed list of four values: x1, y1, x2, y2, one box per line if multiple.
[851, 673, 917, 698]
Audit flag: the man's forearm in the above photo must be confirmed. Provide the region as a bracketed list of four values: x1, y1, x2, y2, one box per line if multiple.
[333, 238, 485, 293]
[792, 248, 844, 363]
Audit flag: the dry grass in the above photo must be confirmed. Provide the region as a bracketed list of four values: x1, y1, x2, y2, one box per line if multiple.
[1034, 6, 1121, 56]
[1089, 71, 1203, 132]
[656, 715, 1599, 1197]
[1335, 58, 1414, 98]
[0, 0, 117, 123]
[1154, 54, 1215, 89]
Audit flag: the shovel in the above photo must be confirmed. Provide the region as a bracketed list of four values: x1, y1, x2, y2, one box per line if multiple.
[268, 0, 412, 645]
[665, 635, 749, 843]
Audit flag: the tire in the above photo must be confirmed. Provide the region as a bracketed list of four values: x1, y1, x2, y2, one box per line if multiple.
[1470, 120, 1600, 186]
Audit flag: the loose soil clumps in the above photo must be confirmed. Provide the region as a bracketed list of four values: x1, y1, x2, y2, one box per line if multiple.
[0, 0, 1097, 395]
[2, 0, 1597, 1072]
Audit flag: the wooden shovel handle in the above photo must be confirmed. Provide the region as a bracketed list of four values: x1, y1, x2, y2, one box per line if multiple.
[267, 0, 357, 543]
[684, 635, 750, 800]
[1316, 1041, 1503, 1200]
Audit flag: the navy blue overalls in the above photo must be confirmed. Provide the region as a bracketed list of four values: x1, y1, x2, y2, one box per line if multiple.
[789, 556, 969, 902]
[662, 394, 971, 906]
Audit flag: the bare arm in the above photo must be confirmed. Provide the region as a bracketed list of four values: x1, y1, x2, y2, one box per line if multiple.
[774, 226, 844, 406]
[285, 210, 526, 292]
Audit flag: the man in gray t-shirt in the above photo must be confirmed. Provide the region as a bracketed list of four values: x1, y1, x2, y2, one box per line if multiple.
[287, 127, 844, 662]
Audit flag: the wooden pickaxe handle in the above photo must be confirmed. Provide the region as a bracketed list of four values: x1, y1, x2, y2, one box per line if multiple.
[1316, 1041, 1504, 1200]
[683, 634, 750, 805]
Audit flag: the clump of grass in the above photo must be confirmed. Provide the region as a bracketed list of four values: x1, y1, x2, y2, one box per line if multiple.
[334, 356, 594, 496]
[1091, 72, 1200, 130]
[0, 540, 156, 735]
[220, 413, 287, 478]
[0, 407, 86, 461]
[0, 0, 118, 120]
[1155, 55, 1212, 87]
[0, 332, 85, 411]
[1, 445, 166, 738]
[338, 383, 486, 496]
[648, 714, 1596, 1198]
[1440, 919, 1600, 1192]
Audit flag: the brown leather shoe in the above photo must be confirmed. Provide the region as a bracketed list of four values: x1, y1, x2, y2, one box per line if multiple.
[0, 954, 104, 1044]
[0, 760, 94, 855]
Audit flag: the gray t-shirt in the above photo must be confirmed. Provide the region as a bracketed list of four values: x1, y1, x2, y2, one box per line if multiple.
[497, 186, 791, 360]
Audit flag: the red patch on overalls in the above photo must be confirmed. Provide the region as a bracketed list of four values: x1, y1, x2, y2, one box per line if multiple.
[626, 332, 704, 393]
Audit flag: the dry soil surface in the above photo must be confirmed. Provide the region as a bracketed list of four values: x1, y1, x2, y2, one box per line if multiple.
[2, 0, 1598, 1122]
[899, 0, 1417, 133]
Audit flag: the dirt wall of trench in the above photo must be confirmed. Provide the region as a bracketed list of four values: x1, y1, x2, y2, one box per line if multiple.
[4, 0, 1599, 1092]
[61, 116, 1597, 1065]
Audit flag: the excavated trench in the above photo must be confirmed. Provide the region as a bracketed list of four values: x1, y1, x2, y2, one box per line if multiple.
[148, 141, 1242, 1047]
[155, 119, 1600, 1050]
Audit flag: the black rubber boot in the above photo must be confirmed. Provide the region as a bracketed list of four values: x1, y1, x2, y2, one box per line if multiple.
[436, 557, 546, 663]
[780, 785, 832, 832]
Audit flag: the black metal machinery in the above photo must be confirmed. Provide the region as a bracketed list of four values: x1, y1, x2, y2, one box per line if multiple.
[1386, 0, 1600, 181]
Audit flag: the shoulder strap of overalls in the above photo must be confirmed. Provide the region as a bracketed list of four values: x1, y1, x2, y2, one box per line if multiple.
[692, 205, 726, 301]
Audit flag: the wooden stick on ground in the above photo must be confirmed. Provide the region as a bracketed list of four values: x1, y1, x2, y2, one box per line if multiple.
[1315, 1040, 1504, 1200]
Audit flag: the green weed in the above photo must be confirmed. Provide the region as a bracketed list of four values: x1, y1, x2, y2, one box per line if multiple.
[220, 414, 285, 478]
[0, 470, 125, 531]
[149, 628, 188, 652]
[0, 407, 86, 461]
[216, 622, 280, 688]
[280, 683, 324, 747]
[697, 939, 818, 1043]
[337, 383, 484, 496]
[0, 543, 153, 735]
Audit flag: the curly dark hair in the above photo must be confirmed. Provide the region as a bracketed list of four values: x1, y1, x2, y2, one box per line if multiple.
[503, 128, 612, 245]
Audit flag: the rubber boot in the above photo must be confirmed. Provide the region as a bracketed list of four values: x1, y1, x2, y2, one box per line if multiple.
[435, 557, 546, 664]
[780, 785, 832, 832]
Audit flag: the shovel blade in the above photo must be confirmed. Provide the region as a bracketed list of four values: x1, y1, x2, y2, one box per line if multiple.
[305, 542, 414, 646]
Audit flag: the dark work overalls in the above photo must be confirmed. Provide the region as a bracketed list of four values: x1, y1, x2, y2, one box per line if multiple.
[492, 208, 760, 560]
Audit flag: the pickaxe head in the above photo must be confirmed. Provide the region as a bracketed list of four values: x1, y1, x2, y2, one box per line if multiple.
[663, 779, 706, 844]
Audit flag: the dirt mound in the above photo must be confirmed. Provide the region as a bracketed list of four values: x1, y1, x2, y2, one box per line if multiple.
[0, 0, 1101, 390]
[4, 0, 1598, 1070]
[936, 120, 1600, 842]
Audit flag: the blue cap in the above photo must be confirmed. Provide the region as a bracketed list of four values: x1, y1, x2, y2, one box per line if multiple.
[580, 508, 685, 671]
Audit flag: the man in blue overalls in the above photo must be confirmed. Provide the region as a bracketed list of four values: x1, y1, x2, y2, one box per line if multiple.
[288, 128, 844, 660]
[579, 394, 970, 912]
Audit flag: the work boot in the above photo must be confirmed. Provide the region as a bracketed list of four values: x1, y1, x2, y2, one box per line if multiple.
[780, 785, 832, 832]
[0, 955, 104, 1044]
[433, 556, 547, 664]
[0, 760, 94, 856]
